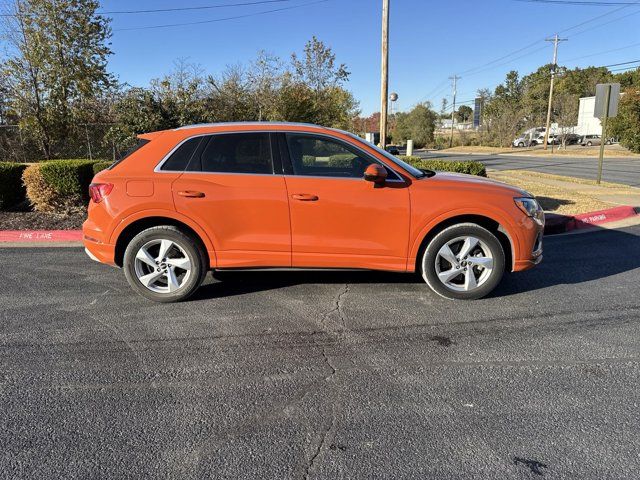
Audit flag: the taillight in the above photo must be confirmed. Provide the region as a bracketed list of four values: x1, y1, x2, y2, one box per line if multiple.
[89, 183, 113, 203]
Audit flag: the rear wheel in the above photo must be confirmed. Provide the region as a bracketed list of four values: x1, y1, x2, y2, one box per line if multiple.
[421, 223, 505, 300]
[123, 226, 207, 302]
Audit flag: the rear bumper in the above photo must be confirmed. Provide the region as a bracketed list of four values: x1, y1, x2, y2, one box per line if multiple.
[83, 219, 116, 266]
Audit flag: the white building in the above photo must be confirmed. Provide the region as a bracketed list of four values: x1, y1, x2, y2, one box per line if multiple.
[576, 96, 602, 136]
[576, 92, 625, 136]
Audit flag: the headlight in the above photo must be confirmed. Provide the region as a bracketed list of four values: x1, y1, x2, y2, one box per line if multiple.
[514, 197, 544, 224]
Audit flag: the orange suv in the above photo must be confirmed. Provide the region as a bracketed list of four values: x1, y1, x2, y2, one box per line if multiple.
[83, 122, 544, 302]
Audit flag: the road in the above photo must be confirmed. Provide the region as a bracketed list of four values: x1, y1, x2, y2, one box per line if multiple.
[415, 151, 640, 187]
[1, 226, 640, 479]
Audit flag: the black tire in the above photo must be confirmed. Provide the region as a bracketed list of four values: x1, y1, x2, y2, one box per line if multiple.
[587, 141, 592, 147]
[421, 223, 505, 300]
[518, 142, 525, 148]
[123, 226, 208, 302]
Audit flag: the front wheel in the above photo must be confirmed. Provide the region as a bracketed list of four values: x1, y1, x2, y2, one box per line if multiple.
[123, 226, 208, 302]
[421, 223, 505, 300]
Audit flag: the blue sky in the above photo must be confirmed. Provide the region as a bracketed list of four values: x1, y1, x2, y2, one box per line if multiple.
[102, 0, 640, 115]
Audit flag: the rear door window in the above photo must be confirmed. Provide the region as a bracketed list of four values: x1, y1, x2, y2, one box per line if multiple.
[197, 133, 274, 174]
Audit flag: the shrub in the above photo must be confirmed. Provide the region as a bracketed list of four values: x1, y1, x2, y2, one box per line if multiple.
[328, 154, 355, 167]
[0, 162, 27, 210]
[302, 155, 315, 166]
[399, 156, 487, 177]
[39, 159, 96, 197]
[23, 159, 98, 212]
[23, 164, 60, 213]
[92, 161, 112, 175]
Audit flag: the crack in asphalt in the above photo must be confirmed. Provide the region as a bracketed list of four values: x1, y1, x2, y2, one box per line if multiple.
[303, 346, 338, 480]
[303, 285, 348, 479]
[320, 284, 350, 331]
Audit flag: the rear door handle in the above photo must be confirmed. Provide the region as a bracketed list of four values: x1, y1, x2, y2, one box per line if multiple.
[177, 190, 205, 198]
[291, 194, 319, 202]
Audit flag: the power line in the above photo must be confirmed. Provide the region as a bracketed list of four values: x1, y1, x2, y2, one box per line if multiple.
[600, 59, 640, 67]
[513, 0, 639, 5]
[457, 0, 640, 79]
[113, 0, 328, 31]
[0, 0, 291, 17]
[101, 0, 289, 15]
[562, 40, 640, 63]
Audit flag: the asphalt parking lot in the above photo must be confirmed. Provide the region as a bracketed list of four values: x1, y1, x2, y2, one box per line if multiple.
[1, 225, 639, 479]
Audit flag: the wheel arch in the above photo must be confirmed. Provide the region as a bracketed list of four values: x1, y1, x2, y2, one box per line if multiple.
[113, 214, 215, 268]
[413, 214, 515, 274]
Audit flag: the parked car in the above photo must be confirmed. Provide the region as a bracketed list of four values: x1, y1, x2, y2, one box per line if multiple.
[580, 134, 605, 146]
[513, 136, 529, 148]
[385, 145, 400, 155]
[84, 122, 544, 302]
[531, 133, 559, 146]
[561, 133, 581, 145]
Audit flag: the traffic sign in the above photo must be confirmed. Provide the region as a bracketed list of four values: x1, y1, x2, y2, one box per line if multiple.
[594, 83, 620, 119]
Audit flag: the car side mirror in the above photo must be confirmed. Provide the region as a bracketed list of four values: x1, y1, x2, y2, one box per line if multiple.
[363, 164, 387, 186]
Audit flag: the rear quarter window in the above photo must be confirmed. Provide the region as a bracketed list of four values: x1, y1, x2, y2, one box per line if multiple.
[161, 137, 203, 171]
[111, 138, 151, 169]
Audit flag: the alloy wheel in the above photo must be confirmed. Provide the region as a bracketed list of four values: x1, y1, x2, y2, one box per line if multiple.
[434, 235, 494, 292]
[133, 239, 192, 293]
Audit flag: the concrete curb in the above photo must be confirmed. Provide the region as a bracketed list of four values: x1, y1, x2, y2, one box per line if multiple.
[544, 206, 640, 235]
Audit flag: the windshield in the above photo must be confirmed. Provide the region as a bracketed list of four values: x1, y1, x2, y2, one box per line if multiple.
[343, 132, 427, 178]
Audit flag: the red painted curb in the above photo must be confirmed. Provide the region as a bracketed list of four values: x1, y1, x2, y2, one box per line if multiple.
[0, 230, 83, 243]
[570, 206, 638, 230]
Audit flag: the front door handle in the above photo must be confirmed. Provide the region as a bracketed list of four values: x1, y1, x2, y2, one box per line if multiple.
[291, 194, 319, 202]
[177, 190, 205, 198]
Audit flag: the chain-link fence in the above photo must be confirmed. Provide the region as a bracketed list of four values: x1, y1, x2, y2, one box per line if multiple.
[0, 123, 119, 163]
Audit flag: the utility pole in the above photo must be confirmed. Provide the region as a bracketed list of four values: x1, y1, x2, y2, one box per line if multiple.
[543, 33, 567, 150]
[449, 75, 460, 148]
[379, 0, 390, 148]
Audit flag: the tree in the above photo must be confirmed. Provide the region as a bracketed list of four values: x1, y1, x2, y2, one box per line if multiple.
[150, 58, 208, 127]
[2, 0, 113, 159]
[553, 93, 579, 149]
[440, 98, 449, 118]
[456, 105, 473, 123]
[482, 71, 525, 146]
[392, 102, 437, 148]
[104, 88, 172, 155]
[291, 36, 349, 94]
[613, 68, 640, 90]
[609, 87, 640, 153]
[557, 66, 612, 98]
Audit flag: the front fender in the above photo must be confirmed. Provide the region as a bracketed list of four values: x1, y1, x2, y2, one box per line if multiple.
[408, 206, 522, 271]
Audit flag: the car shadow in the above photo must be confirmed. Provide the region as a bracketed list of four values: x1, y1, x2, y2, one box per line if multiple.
[190, 225, 640, 301]
[492, 225, 640, 297]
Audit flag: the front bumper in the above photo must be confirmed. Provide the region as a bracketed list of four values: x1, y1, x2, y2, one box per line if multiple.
[513, 218, 544, 272]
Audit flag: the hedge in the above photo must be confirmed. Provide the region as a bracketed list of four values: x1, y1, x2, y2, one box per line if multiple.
[93, 160, 112, 175]
[23, 159, 101, 213]
[399, 156, 487, 177]
[328, 154, 356, 167]
[0, 162, 27, 210]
